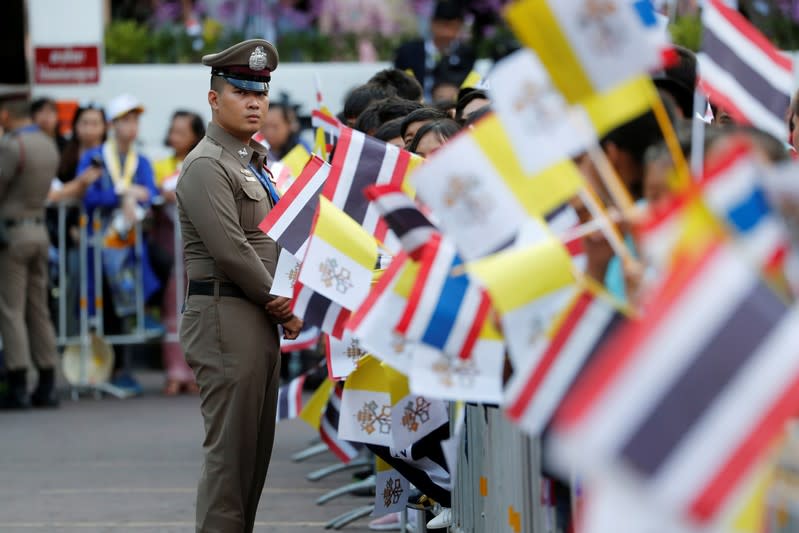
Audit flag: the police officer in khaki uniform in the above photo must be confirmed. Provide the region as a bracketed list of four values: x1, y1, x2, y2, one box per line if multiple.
[0, 91, 60, 409]
[176, 39, 303, 532]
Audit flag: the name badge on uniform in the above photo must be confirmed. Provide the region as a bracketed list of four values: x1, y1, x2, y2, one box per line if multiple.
[240, 168, 257, 182]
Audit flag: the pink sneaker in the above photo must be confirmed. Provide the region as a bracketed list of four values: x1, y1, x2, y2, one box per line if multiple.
[368, 512, 401, 531]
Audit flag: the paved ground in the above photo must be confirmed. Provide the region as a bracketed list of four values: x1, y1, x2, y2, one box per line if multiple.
[0, 372, 375, 533]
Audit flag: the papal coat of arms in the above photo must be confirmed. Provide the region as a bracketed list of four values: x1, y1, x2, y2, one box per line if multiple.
[576, 0, 627, 54]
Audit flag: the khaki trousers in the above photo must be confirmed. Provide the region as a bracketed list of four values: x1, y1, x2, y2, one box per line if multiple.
[180, 292, 281, 533]
[0, 226, 57, 371]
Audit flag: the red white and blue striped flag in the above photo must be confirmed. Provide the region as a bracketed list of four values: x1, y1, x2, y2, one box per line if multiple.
[259, 155, 330, 257]
[363, 184, 438, 260]
[395, 234, 492, 360]
[698, 0, 793, 139]
[550, 243, 799, 524]
[324, 126, 418, 247]
[700, 138, 790, 274]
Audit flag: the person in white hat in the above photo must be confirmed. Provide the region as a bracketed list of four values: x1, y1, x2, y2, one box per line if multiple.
[75, 93, 162, 395]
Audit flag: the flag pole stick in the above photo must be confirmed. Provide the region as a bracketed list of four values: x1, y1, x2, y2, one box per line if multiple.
[651, 92, 692, 189]
[689, 88, 707, 180]
[578, 187, 636, 266]
[567, 110, 637, 217]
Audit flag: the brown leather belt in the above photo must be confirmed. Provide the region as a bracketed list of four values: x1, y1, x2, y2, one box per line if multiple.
[187, 280, 247, 299]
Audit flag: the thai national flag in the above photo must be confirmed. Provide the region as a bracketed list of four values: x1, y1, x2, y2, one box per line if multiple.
[319, 382, 363, 463]
[292, 281, 351, 339]
[550, 243, 799, 524]
[505, 289, 624, 435]
[395, 234, 492, 360]
[364, 184, 438, 259]
[259, 155, 330, 258]
[276, 373, 306, 421]
[324, 126, 419, 245]
[700, 138, 790, 274]
[698, 0, 793, 139]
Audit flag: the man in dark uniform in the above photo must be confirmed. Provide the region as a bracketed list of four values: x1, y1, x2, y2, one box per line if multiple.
[0, 91, 60, 409]
[176, 39, 302, 532]
[394, 1, 476, 102]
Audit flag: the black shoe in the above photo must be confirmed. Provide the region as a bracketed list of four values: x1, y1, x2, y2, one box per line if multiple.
[1, 369, 31, 409]
[31, 368, 60, 408]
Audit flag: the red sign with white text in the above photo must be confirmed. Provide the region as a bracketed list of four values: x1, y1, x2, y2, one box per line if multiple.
[34, 46, 100, 85]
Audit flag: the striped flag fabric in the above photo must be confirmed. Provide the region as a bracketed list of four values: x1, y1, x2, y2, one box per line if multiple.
[395, 234, 492, 361]
[298, 196, 378, 310]
[267, 160, 294, 195]
[320, 381, 363, 463]
[276, 373, 306, 421]
[363, 184, 438, 260]
[699, 138, 790, 274]
[259, 155, 330, 257]
[698, 0, 793, 140]
[292, 281, 350, 339]
[311, 108, 341, 138]
[324, 126, 421, 246]
[550, 243, 799, 524]
[505, 0, 670, 104]
[280, 325, 320, 353]
[347, 252, 417, 371]
[504, 288, 625, 436]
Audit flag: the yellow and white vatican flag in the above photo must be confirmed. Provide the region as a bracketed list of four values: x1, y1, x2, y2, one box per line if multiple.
[488, 48, 590, 175]
[411, 123, 546, 261]
[325, 329, 364, 380]
[374, 457, 411, 517]
[505, 0, 668, 103]
[298, 196, 378, 310]
[467, 238, 577, 368]
[298, 378, 334, 430]
[409, 322, 505, 404]
[385, 363, 449, 451]
[338, 356, 393, 447]
[270, 248, 301, 298]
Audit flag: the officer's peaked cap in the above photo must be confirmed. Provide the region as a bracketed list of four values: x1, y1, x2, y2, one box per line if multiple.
[203, 39, 278, 93]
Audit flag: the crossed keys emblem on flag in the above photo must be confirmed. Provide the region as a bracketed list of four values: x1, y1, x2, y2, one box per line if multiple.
[357, 400, 392, 435]
[513, 80, 562, 132]
[320, 258, 354, 293]
[577, 0, 626, 53]
[287, 263, 300, 286]
[346, 338, 366, 362]
[401, 396, 432, 433]
[442, 175, 493, 224]
[432, 356, 479, 388]
[383, 477, 404, 508]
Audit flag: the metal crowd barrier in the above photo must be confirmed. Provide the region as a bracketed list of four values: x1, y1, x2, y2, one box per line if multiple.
[50, 200, 184, 398]
[452, 405, 548, 533]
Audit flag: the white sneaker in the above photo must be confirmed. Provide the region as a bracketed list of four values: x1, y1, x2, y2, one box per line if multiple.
[426, 507, 452, 529]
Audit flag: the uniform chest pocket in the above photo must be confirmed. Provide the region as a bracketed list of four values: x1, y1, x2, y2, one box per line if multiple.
[238, 182, 270, 230]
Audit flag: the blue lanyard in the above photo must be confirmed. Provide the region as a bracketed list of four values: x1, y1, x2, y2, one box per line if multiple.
[249, 164, 280, 205]
[12, 124, 40, 135]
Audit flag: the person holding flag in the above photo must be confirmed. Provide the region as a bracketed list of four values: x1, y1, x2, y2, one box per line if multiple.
[176, 39, 302, 532]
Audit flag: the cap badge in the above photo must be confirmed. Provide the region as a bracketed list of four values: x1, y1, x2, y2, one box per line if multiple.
[249, 46, 268, 71]
[238, 147, 248, 158]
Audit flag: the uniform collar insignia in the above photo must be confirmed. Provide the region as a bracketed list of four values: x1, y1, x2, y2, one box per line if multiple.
[249, 46, 268, 71]
[238, 147, 248, 158]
